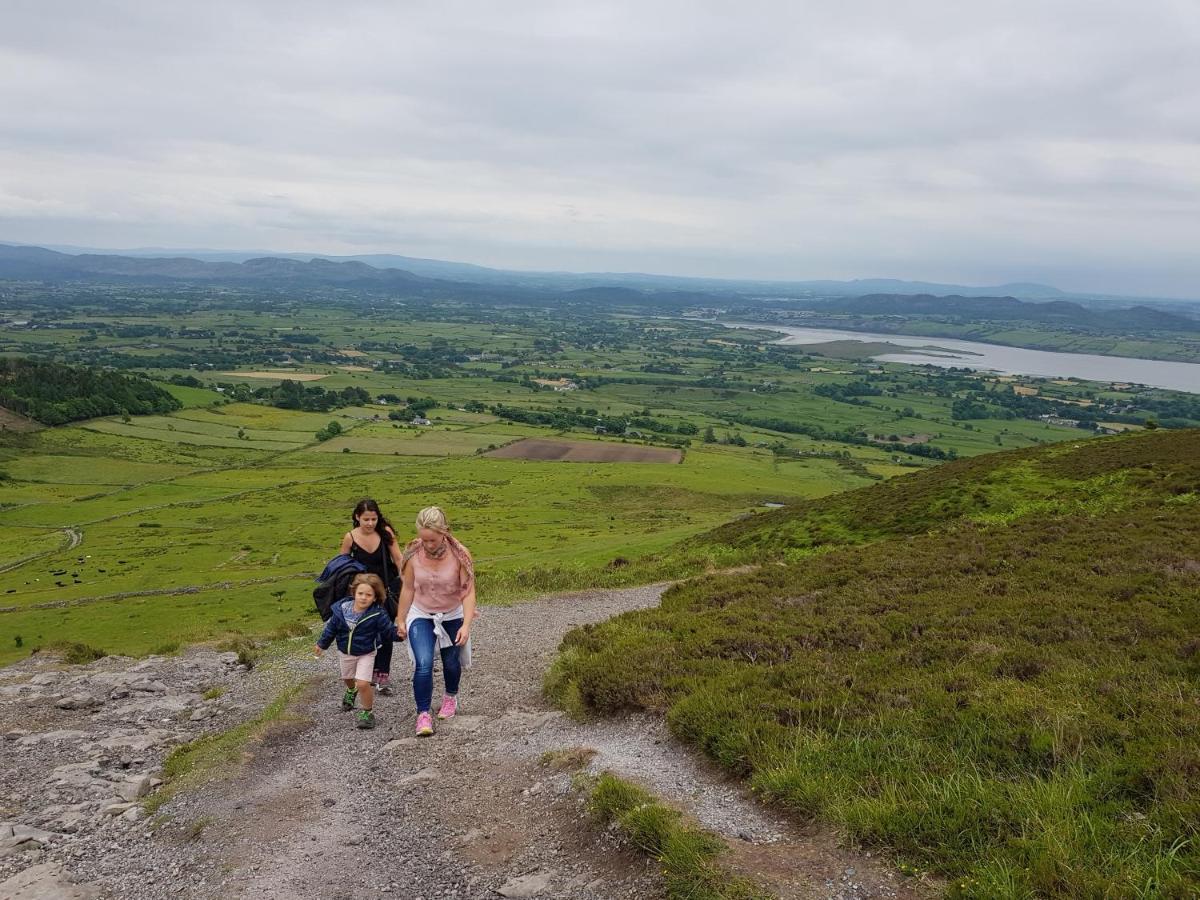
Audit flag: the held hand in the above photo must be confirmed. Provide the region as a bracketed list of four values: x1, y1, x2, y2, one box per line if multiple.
[313, 644, 323, 658]
[395, 624, 407, 643]
[454, 625, 471, 647]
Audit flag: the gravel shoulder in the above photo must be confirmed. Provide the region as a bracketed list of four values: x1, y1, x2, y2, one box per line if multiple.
[0, 584, 936, 899]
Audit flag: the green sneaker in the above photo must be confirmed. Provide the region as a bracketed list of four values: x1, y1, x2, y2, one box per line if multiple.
[356, 709, 376, 729]
[341, 688, 357, 711]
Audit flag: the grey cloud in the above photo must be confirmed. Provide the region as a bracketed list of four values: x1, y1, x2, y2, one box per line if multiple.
[1, 0, 1198, 295]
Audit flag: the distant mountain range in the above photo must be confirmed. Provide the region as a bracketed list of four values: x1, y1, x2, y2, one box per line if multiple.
[0, 241, 1119, 303]
[0, 243, 428, 288]
[2, 242, 1197, 323]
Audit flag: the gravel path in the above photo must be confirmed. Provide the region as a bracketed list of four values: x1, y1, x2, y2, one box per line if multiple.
[1, 584, 936, 899]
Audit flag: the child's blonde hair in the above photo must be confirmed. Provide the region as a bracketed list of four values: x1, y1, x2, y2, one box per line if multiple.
[349, 573, 386, 603]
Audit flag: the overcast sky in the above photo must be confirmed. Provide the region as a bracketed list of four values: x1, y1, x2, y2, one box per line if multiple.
[2, 1, 1198, 296]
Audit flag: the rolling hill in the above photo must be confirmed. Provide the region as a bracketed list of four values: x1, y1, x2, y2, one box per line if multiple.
[548, 429, 1200, 897]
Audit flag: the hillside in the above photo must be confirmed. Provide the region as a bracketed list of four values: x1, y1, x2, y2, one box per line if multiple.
[0, 243, 425, 287]
[0, 358, 181, 426]
[811, 293, 1199, 333]
[548, 429, 1200, 898]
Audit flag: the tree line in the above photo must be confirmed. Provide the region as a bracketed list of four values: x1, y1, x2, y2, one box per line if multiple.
[0, 358, 180, 425]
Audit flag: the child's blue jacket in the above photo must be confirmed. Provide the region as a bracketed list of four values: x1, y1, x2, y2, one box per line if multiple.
[316, 599, 396, 655]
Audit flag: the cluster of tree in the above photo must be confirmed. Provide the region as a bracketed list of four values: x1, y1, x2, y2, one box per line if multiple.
[366, 337, 470, 379]
[1098, 392, 1200, 428]
[384, 396, 439, 420]
[813, 381, 884, 403]
[489, 404, 696, 437]
[315, 421, 343, 441]
[948, 385, 1200, 430]
[0, 357, 181, 425]
[727, 413, 957, 460]
[702, 426, 747, 446]
[951, 398, 1013, 421]
[216, 380, 372, 412]
[55, 349, 249, 370]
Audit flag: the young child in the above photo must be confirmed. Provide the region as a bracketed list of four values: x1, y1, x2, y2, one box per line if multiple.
[314, 573, 399, 729]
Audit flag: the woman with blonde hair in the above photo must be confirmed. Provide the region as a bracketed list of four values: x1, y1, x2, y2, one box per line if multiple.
[397, 505, 476, 737]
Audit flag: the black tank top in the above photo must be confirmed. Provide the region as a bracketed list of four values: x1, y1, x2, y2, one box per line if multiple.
[350, 536, 388, 580]
[350, 536, 399, 616]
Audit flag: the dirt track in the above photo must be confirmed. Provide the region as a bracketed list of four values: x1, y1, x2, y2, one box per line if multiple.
[1, 585, 934, 899]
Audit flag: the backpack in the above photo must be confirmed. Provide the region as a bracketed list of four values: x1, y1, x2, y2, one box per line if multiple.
[313, 554, 367, 621]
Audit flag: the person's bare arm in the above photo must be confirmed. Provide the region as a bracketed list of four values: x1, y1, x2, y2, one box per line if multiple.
[386, 527, 404, 570]
[455, 578, 477, 646]
[396, 560, 415, 639]
[339, 531, 353, 555]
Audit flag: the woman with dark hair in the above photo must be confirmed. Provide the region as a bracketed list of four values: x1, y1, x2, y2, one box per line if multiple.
[339, 498, 404, 693]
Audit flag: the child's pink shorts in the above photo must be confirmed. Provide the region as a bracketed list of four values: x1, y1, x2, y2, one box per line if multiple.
[337, 650, 376, 682]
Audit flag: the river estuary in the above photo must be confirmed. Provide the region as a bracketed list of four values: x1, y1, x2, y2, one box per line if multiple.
[725, 323, 1200, 394]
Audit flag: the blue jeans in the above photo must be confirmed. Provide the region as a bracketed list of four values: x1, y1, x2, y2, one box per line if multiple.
[408, 617, 463, 713]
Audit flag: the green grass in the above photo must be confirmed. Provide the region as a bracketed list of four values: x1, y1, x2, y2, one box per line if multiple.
[310, 428, 516, 455]
[548, 430, 1200, 898]
[588, 773, 770, 900]
[0, 410, 872, 662]
[146, 673, 309, 815]
[5, 299, 1194, 730]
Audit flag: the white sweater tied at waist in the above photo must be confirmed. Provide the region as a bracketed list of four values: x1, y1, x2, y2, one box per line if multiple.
[404, 604, 472, 668]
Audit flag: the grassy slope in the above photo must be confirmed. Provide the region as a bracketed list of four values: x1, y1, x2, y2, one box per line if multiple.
[548, 429, 1200, 898]
[0, 400, 873, 665]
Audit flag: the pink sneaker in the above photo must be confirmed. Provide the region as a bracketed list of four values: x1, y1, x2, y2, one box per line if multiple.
[415, 711, 434, 736]
[437, 695, 458, 720]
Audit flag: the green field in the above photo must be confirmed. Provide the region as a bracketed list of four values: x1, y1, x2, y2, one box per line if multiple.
[2, 298, 1193, 674]
[0, 403, 880, 664]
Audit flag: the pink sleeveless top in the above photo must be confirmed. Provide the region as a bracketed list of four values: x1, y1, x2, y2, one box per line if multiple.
[411, 551, 467, 615]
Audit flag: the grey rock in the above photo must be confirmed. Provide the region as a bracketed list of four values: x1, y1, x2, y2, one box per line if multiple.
[397, 768, 439, 787]
[84, 672, 139, 690]
[96, 729, 176, 753]
[383, 738, 422, 751]
[457, 827, 486, 847]
[444, 714, 485, 733]
[496, 871, 554, 897]
[11, 825, 57, 843]
[107, 694, 193, 717]
[39, 805, 92, 832]
[130, 679, 170, 693]
[118, 775, 152, 802]
[18, 729, 90, 746]
[0, 864, 101, 897]
[56, 694, 101, 710]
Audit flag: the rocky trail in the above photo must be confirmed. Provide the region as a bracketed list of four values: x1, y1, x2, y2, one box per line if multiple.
[0, 585, 934, 900]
